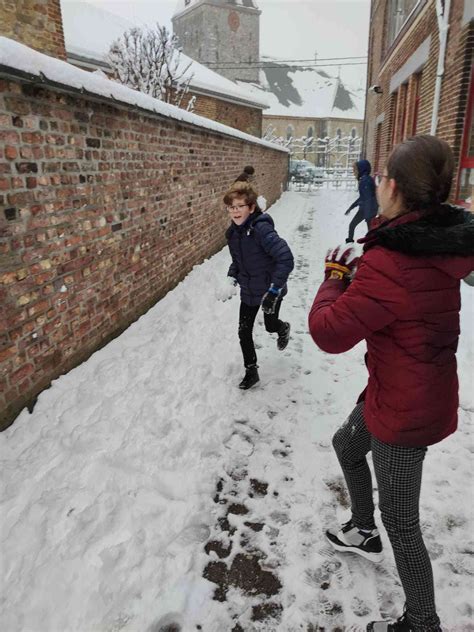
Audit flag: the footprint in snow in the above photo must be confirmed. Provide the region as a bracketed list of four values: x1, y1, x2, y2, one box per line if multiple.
[148, 613, 183, 632]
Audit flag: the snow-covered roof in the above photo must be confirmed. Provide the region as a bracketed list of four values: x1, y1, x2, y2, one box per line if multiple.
[236, 58, 365, 120]
[61, 1, 135, 59]
[60, 0, 268, 110]
[0, 37, 285, 152]
[176, 51, 268, 108]
[174, 0, 259, 16]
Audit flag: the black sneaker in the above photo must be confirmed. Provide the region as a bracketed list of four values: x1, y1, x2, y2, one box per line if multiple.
[345, 238, 354, 243]
[367, 611, 442, 632]
[326, 519, 383, 562]
[277, 322, 291, 350]
[367, 611, 413, 631]
[239, 365, 259, 390]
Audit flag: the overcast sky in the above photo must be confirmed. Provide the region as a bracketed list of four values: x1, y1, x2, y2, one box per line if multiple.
[62, 0, 370, 87]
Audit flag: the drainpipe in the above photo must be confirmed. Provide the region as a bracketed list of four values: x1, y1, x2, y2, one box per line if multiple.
[430, 0, 451, 135]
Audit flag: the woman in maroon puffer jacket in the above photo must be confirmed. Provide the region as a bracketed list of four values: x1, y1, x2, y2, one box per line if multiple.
[308, 135, 474, 632]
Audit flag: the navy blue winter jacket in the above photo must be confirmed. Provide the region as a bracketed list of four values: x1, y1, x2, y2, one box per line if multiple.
[347, 159, 378, 220]
[226, 212, 294, 306]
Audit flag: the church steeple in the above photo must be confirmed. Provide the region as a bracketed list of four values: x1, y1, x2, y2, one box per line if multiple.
[172, 0, 261, 83]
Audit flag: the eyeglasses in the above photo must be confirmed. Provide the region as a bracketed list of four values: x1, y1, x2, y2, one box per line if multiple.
[375, 174, 388, 186]
[227, 203, 249, 212]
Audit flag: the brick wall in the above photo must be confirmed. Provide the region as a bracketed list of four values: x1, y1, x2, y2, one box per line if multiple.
[0, 77, 288, 429]
[364, 0, 473, 196]
[184, 91, 263, 137]
[0, 0, 66, 60]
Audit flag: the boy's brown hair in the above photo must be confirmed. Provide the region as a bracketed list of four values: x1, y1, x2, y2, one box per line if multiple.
[223, 181, 258, 207]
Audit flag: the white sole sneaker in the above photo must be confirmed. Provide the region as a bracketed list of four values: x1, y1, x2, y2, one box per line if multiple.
[326, 531, 384, 563]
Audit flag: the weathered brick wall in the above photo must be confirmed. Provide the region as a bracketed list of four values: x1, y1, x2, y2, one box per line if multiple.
[364, 0, 472, 193]
[0, 78, 288, 429]
[183, 91, 263, 137]
[0, 0, 66, 60]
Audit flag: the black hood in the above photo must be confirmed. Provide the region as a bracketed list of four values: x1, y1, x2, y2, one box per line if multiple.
[367, 205, 474, 257]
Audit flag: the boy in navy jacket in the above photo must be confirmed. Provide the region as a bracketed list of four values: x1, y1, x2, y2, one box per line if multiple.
[225, 182, 294, 389]
[345, 159, 378, 242]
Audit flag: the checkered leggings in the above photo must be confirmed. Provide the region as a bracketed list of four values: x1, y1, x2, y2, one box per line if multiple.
[332, 403, 441, 631]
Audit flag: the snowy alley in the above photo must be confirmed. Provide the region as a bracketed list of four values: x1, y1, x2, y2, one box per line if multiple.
[1, 189, 473, 632]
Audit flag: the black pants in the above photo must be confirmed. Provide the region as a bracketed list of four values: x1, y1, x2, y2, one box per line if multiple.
[348, 209, 370, 241]
[238, 300, 284, 367]
[332, 403, 441, 631]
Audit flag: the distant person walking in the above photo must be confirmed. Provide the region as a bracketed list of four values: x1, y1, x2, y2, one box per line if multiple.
[309, 135, 474, 631]
[234, 165, 256, 184]
[345, 159, 378, 242]
[225, 181, 294, 389]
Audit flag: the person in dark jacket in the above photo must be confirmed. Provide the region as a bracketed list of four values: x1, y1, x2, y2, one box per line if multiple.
[234, 165, 256, 183]
[225, 182, 294, 389]
[345, 159, 379, 242]
[308, 135, 474, 632]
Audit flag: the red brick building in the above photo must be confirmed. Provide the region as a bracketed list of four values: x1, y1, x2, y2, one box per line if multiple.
[364, 0, 473, 207]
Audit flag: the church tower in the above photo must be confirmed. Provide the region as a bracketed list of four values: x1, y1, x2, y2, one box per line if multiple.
[172, 0, 261, 83]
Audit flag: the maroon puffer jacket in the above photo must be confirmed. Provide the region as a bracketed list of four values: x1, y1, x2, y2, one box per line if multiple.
[309, 206, 474, 447]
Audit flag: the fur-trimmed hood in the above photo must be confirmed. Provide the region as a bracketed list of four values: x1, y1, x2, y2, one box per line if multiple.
[362, 205, 474, 279]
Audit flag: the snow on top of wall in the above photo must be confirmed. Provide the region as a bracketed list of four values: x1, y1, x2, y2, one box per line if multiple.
[60, 0, 268, 109]
[174, 0, 258, 15]
[237, 59, 365, 121]
[0, 37, 286, 152]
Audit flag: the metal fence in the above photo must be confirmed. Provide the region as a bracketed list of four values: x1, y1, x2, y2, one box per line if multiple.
[263, 129, 362, 190]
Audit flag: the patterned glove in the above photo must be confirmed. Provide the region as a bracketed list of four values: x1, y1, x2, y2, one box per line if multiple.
[324, 245, 359, 281]
[261, 284, 281, 314]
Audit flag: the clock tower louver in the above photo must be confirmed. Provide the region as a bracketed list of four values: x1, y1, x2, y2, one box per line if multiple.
[172, 0, 261, 84]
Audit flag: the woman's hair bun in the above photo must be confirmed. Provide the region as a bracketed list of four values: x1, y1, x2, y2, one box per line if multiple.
[386, 135, 454, 211]
[243, 165, 255, 175]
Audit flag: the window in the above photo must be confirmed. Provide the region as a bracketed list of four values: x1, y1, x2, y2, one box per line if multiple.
[456, 68, 474, 207]
[391, 83, 408, 146]
[399, 83, 408, 140]
[390, 92, 398, 148]
[286, 125, 294, 140]
[307, 126, 314, 138]
[411, 73, 421, 135]
[374, 123, 383, 174]
[387, 0, 420, 48]
[351, 127, 357, 138]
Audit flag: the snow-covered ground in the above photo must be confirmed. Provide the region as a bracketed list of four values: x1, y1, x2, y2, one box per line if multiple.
[1, 190, 473, 632]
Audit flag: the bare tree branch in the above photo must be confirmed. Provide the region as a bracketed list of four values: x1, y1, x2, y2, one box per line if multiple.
[108, 24, 195, 107]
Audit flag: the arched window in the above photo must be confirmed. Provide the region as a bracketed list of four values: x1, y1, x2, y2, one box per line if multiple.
[336, 128, 342, 138]
[351, 127, 357, 138]
[286, 125, 294, 140]
[307, 126, 314, 138]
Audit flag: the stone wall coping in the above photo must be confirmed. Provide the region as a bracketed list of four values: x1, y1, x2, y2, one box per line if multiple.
[0, 36, 288, 153]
